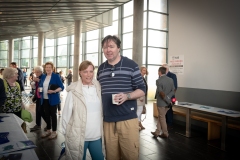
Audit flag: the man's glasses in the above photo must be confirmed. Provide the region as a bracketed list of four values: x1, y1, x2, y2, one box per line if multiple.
[110, 66, 115, 77]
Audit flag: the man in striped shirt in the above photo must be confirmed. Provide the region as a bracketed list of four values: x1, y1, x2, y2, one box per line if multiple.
[97, 35, 146, 160]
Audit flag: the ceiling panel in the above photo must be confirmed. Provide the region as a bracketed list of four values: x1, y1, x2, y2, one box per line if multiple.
[0, 0, 131, 41]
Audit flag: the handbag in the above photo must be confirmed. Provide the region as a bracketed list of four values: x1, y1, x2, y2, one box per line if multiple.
[142, 105, 146, 114]
[21, 109, 33, 123]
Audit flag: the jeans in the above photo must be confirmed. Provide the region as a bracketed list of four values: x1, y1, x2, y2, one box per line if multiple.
[83, 138, 104, 160]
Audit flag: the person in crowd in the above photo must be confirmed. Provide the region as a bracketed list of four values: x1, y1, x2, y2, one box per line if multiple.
[39, 62, 64, 139]
[136, 95, 145, 131]
[55, 70, 64, 115]
[65, 69, 72, 86]
[22, 68, 28, 86]
[151, 67, 175, 138]
[29, 69, 35, 94]
[162, 63, 178, 129]
[97, 35, 146, 160]
[30, 66, 47, 132]
[0, 78, 7, 111]
[137, 66, 148, 130]
[10, 62, 25, 91]
[0, 67, 27, 132]
[0, 68, 4, 79]
[62, 60, 105, 160]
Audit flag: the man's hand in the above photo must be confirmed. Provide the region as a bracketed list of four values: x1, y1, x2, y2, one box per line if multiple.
[159, 91, 165, 99]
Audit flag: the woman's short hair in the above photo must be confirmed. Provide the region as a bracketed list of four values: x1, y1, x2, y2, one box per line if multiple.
[79, 60, 95, 71]
[2, 67, 18, 79]
[44, 61, 55, 70]
[141, 66, 149, 75]
[34, 66, 43, 73]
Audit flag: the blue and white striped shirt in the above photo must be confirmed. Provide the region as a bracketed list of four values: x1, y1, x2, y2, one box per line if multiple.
[97, 56, 146, 122]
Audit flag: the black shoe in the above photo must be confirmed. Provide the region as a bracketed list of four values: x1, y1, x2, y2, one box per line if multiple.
[30, 125, 41, 132]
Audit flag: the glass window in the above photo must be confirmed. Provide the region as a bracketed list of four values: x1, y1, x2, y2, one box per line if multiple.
[86, 30, 99, 41]
[45, 39, 54, 46]
[70, 55, 74, 67]
[32, 58, 38, 67]
[45, 47, 54, 56]
[113, 8, 119, 21]
[57, 56, 67, 67]
[71, 35, 74, 43]
[33, 48, 38, 57]
[57, 45, 67, 56]
[147, 48, 166, 64]
[21, 40, 30, 49]
[0, 60, 7, 67]
[86, 40, 98, 53]
[21, 58, 29, 67]
[86, 54, 98, 66]
[148, 30, 166, 48]
[143, 30, 146, 47]
[123, 16, 133, 33]
[44, 57, 54, 63]
[14, 50, 19, 59]
[70, 44, 74, 55]
[21, 49, 30, 58]
[143, 12, 147, 29]
[144, 0, 147, 11]
[123, 1, 133, 17]
[149, 0, 167, 13]
[122, 49, 132, 60]
[122, 33, 133, 49]
[103, 21, 118, 37]
[149, 12, 167, 30]
[0, 41, 8, 50]
[147, 65, 160, 100]
[33, 38, 38, 48]
[58, 37, 67, 45]
[0, 51, 7, 59]
[22, 36, 30, 40]
[14, 40, 19, 50]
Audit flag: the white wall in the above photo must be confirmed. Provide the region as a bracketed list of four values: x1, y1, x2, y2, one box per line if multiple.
[169, 0, 240, 92]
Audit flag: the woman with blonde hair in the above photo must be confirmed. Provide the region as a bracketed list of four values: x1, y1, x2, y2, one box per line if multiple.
[39, 62, 64, 139]
[138, 66, 149, 130]
[62, 60, 105, 160]
[0, 67, 27, 132]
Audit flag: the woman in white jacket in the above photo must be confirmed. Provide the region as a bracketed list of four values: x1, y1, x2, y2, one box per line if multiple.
[62, 60, 105, 160]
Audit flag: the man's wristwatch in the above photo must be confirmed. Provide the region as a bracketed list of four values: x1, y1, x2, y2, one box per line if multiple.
[126, 93, 131, 100]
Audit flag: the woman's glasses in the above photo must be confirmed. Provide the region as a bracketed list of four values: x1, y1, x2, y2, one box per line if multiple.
[110, 66, 115, 77]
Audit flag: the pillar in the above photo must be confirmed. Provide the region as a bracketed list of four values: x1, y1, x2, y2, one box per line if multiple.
[73, 20, 82, 82]
[132, 0, 144, 67]
[38, 32, 44, 66]
[8, 38, 14, 66]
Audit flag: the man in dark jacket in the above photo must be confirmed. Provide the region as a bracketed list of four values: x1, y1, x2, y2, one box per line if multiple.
[10, 62, 25, 91]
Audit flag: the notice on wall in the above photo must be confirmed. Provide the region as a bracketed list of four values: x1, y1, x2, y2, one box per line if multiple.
[169, 55, 184, 75]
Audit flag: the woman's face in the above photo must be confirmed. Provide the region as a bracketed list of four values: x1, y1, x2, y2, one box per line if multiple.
[35, 70, 42, 77]
[9, 72, 18, 81]
[141, 68, 147, 76]
[79, 65, 94, 85]
[45, 64, 53, 75]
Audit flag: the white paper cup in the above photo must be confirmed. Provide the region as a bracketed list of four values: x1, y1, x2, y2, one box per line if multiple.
[112, 94, 118, 104]
[175, 101, 178, 105]
[39, 87, 43, 92]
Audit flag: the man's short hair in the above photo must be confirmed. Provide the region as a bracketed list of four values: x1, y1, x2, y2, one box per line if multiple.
[10, 62, 17, 66]
[158, 67, 166, 74]
[101, 35, 121, 48]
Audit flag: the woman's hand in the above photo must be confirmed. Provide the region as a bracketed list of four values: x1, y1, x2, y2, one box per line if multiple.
[48, 90, 56, 94]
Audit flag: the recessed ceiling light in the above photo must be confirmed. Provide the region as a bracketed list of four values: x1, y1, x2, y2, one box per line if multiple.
[52, 10, 57, 12]
[0, 12, 2, 14]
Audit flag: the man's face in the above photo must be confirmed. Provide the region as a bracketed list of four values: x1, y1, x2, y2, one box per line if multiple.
[102, 40, 120, 63]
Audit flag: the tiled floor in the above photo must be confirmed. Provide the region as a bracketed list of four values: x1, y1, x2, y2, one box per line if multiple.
[23, 86, 239, 160]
